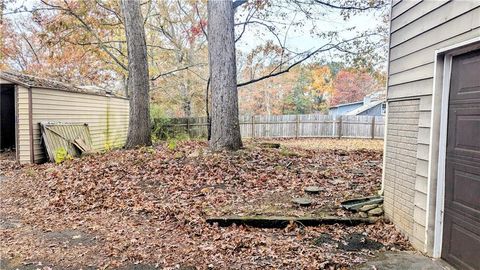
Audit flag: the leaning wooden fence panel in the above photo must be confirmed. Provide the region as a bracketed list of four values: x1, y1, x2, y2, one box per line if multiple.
[158, 114, 385, 139]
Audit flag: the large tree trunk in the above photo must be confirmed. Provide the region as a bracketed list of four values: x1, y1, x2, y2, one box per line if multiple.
[0, 0, 4, 24]
[122, 0, 152, 148]
[207, 0, 242, 151]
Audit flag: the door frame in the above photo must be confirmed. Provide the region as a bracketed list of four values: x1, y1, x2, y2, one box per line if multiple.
[14, 84, 19, 161]
[431, 37, 480, 258]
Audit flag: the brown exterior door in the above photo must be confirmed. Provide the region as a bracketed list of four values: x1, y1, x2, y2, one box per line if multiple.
[441, 49, 480, 270]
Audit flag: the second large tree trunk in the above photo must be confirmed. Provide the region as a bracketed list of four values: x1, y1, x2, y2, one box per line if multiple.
[122, 0, 152, 148]
[207, 0, 242, 151]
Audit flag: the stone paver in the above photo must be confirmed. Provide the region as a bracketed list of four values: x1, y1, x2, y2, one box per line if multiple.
[357, 251, 455, 270]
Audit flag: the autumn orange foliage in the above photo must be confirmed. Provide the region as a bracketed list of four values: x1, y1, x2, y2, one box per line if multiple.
[331, 69, 382, 106]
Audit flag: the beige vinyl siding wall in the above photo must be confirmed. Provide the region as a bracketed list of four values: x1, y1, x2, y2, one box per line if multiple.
[16, 86, 31, 164]
[384, 0, 480, 253]
[21, 88, 129, 163]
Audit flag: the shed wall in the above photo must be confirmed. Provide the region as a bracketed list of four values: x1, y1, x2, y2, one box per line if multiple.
[17, 86, 31, 163]
[17, 87, 129, 163]
[384, 0, 480, 254]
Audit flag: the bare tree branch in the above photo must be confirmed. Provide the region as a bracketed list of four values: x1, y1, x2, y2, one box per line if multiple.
[237, 35, 373, 87]
[95, 0, 123, 24]
[311, 0, 385, 11]
[194, 3, 207, 38]
[21, 34, 40, 64]
[235, 20, 283, 47]
[235, 6, 258, 42]
[237, 48, 319, 87]
[2, 7, 57, 16]
[151, 63, 207, 81]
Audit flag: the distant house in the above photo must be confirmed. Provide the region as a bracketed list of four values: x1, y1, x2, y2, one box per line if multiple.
[382, 1, 480, 269]
[345, 100, 386, 116]
[0, 71, 129, 164]
[327, 100, 363, 116]
[328, 92, 386, 116]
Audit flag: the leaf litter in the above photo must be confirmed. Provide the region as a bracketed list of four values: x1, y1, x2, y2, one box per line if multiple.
[0, 140, 410, 269]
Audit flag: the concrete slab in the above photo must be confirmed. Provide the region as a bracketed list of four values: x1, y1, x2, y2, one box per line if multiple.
[357, 251, 456, 270]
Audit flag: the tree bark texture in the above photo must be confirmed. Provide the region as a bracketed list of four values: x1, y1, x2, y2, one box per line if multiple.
[207, 0, 242, 151]
[122, 0, 152, 148]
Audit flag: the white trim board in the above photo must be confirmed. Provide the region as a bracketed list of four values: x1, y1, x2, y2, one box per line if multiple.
[380, 103, 389, 195]
[431, 54, 451, 258]
[380, 0, 394, 196]
[428, 38, 480, 258]
[436, 37, 480, 55]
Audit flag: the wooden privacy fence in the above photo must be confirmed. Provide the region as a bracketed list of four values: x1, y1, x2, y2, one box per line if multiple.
[159, 114, 385, 139]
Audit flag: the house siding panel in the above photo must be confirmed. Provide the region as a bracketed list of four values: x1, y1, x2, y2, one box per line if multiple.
[390, 6, 480, 61]
[390, 2, 478, 47]
[389, 63, 434, 86]
[389, 28, 480, 75]
[415, 175, 428, 194]
[391, 0, 422, 20]
[16, 86, 31, 164]
[387, 79, 433, 99]
[390, 0, 448, 33]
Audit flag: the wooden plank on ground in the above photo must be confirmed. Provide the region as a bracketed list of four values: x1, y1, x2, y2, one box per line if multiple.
[206, 215, 378, 228]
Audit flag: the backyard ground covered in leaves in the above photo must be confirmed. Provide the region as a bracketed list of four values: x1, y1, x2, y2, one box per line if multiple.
[0, 139, 410, 269]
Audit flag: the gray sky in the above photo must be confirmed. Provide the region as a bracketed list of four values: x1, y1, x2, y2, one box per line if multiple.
[235, 3, 383, 57]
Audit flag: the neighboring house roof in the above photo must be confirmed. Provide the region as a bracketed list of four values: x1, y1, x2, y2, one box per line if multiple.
[329, 100, 363, 109]
[345, 100, 384, 116]
[0, 71, 124, 98]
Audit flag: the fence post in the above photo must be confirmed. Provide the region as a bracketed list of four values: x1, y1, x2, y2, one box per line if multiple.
[332, 117, 335, 138]
[251, 115, 255, 138]
[295, 114, 300, 139]
[338, 116, 343, 139]
[186, 117, 190, 137]
[371, 116, 376, 139]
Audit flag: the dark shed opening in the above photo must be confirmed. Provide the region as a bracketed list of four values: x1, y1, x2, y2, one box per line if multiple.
[0, 84, 16, 153]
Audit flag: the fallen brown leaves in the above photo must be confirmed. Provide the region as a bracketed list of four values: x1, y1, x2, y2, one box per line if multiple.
[0, 140, 410, 269]
[264, 138, 384, 151]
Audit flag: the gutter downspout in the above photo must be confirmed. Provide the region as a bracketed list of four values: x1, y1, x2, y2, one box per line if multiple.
[379, 0, 394, 196]
[379, 104, 389, 195]
[14, 85, 20, 161]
